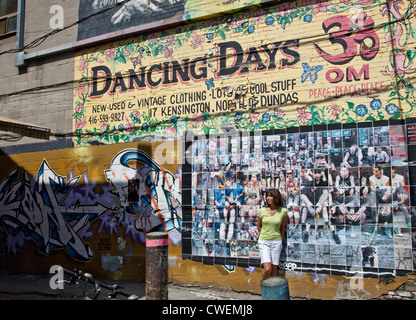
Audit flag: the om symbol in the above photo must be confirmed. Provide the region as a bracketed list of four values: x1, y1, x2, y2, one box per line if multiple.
[314, 11, 379, 65]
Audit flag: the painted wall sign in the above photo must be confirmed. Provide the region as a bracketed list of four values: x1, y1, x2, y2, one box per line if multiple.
[73, 0, 416, 146]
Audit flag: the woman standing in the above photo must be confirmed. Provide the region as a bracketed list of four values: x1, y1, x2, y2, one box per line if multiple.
[257, 188, 288, 279]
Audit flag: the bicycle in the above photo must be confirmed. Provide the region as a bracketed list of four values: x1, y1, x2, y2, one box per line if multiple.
[60, 268, 139, 300]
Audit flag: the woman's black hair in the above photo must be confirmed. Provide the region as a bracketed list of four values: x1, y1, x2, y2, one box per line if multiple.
[265, 188, 283, 209]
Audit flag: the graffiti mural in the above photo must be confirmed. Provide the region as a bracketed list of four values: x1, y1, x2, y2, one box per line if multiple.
[0, 147, 182, 262]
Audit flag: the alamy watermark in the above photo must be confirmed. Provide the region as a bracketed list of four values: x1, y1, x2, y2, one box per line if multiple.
[49, 265, 64, 289]
[49, 5, 64, 30]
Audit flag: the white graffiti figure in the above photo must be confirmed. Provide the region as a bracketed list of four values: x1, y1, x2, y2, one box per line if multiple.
[90, 0, 182, 25]
[105, 149, 181, 234]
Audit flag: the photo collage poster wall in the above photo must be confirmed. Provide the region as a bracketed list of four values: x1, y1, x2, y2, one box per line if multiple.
[182, 119, 416, 277]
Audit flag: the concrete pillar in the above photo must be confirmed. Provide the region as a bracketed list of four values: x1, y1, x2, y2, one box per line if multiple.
[145, 232, 168, 300]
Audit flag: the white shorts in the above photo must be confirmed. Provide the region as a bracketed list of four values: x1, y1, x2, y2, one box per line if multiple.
[258, 240, 283, 266]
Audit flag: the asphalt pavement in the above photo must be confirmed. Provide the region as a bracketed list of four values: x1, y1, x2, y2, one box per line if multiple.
[0, 270, 262, 301]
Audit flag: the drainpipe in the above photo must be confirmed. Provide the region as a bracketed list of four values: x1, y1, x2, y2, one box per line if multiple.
[14, 0, 25, 67]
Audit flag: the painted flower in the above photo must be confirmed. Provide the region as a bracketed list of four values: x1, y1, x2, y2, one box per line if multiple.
[165, 35, 174, 46]
[164, 47, 173, 59]
[266, 17, 274, 25]
[297, 107, 312, 125]
[382, 52, 416, 76]
[234, 113, 242, 122]
[104, 47, 115, 60]
[326, 104, 342, 121]
[123, 48, 131, 57]
[231, 17, 244, 29]
[171, 115, 178, 123]
[370, 99, 382, 110]
[118, 124, 124, 131]
[386, 103, 400, 115]
[166, 126, 176, 137]
[124, 118, 134, 134]
[385, 23, 404, 49]
[75, 82, 87, 98]
[312, 0, 331, 15]
[262, 113, 271, 122]
[75, 103, 84, 114]
[247, 26, 255, 34]
[193, 114, 204, 126]
[355, 104, 368, 117]
[75, 118, 86, 130]
[132, 111, 141, 120]
[248, 112, 260, 125]
[304, 14, 313, 22]
[100, 123, 108, 133]
[274, 108, 285, 118]
[382, 0, 404, 20]
[78, 56, 88, 73]
[278, 2, 294, 16]
[142, 123, 149, 131]
[206, 33, 214, 40]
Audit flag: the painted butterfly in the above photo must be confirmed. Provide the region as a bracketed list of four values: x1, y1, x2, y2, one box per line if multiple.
[130, 55, 142, 69]
[301, 62, 324, 84]
[191, 31, 204, 50]
[205, 78, 215, 90]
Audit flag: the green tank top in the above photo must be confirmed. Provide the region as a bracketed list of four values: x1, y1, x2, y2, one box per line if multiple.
[258, 207, 287, 241]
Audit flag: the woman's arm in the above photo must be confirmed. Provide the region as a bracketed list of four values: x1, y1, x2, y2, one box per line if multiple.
[257, 213, 262, 233]
[280, 213, 288, 240]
